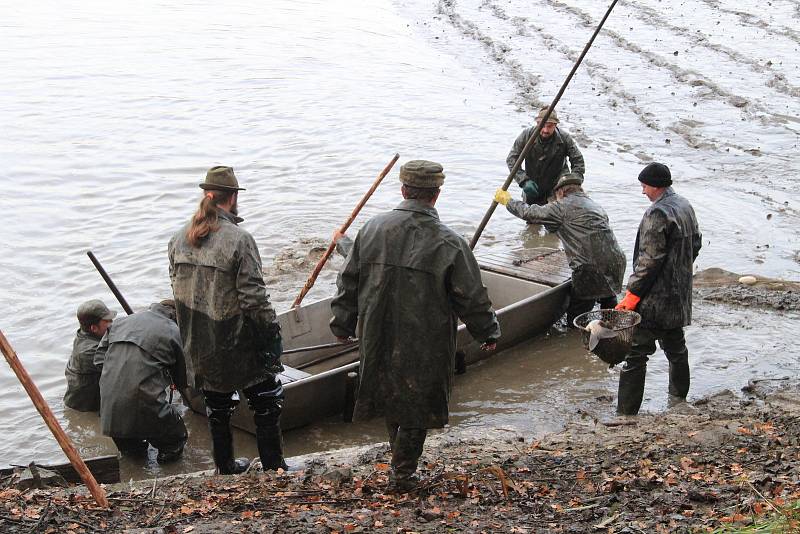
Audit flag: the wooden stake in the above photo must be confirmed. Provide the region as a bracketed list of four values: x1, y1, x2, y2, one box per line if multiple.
[292, 153, 400, 308]
[0, 329, 109, 508]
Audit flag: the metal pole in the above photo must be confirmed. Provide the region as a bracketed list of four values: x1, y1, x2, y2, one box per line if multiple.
[469, 0, 620, 250]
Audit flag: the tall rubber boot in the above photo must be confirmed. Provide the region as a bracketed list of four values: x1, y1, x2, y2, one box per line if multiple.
[389, 427, 427, 493]
[616, 364, 647, 416]
[208, 412, 249, 475]
[255, 420, 288, 471]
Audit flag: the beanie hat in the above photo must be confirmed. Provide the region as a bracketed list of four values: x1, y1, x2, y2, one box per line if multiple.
[638, 162, 672, 187]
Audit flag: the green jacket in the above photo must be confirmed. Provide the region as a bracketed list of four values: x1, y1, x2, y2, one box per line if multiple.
[507, 126, 585, 204]
[63, 329, 102, 412]
[94, 303, 186, 441]
[168, 209, 280, 393]
[506, 192, 625, 299]
[330, 199, 501, 429]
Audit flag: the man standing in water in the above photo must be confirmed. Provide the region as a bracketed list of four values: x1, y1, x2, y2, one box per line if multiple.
[64, 299, 116, 412]
[169, 166, 287, 474]
[507, 106, 585, 206]
[615, 162, 702, 415]
[494, 172, 626, 325]
[330, 160, 501, 493]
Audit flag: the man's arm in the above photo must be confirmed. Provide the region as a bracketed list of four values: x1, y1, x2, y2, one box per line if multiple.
[236, 233, 281, 354]
[447, 245, 501, 346]
[626, 209, 669, 298]
[565, 134, 585, 177]
[330, 232, 361, 340]
[506, 128, 532, 185]
[505, 198, 565, 229]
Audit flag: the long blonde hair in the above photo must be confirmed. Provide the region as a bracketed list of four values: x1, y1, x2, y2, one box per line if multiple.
[186, 190, 234, 247]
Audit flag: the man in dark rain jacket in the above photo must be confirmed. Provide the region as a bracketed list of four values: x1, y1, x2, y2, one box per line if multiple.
[169, 166, 287, 474]
[507, 107, 585, 206]
[330, 160, 501, 493]
[494, 172, 626, 324]
[94, 301, 187, 462]
[615, 162, 702, 415]
[64, 299, 116, 412]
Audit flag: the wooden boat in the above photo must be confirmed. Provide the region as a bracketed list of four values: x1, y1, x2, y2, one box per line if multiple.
[183, 247, 572, 434]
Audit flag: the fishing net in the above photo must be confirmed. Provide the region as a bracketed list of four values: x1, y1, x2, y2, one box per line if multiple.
[573, 309, 641, 366]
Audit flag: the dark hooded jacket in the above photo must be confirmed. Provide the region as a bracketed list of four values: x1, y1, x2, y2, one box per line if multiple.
[507, 126, 585, 204]
[627, 187, 702, 329]
[94, 303, 186, 441]
[168, 209, 280, 393]
[63, 330, 102, 412]
[330, 199, 501, 429]
[506, 191, 625, 299]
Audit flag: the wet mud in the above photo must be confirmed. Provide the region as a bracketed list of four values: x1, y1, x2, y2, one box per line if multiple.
[694, 267, 800, 311]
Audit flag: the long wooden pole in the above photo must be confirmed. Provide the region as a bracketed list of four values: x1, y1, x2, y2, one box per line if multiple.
[0, 330, 109, 508]
[469, 0, 619, 250]
[292, 153, 400, 308]
[86, 250, 134, 315]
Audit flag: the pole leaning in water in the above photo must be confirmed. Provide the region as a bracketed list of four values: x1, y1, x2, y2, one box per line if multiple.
[0, 330, 109, 508]
[292, 153, 400, 308]
[86, 250, 134, 315]
[469, 0, 619, 250]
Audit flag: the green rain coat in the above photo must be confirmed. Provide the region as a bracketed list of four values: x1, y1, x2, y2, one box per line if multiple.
[63, 330, 102, 411]
[168, 209, 279, 393]
[627, 187, 702, 330]
[330, 199, 501, 429]
[507, 126, 585, 204]
[94, 303, 187, 441]
[506, 192, 626, 300]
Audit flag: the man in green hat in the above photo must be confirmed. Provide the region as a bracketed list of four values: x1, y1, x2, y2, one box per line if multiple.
[507, 107, 585, 206]
[495, 172, 625, 325]
[168, 166, 287, 474]
[330, 160, 501, 493]
[64, 299, 117, 412]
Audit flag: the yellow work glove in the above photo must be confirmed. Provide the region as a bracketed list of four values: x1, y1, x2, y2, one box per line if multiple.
[494, 188, 512, 206]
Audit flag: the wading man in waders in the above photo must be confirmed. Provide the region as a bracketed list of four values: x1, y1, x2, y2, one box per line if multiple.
[64, 299, 116, 412]
[494, 172, 626, 326]
[94, 300, 187, 462]
[615, 163, 702, 415]
[507, 107, 585, 206]
[169, 166, 287, 474]
[330, 160, 501, 493]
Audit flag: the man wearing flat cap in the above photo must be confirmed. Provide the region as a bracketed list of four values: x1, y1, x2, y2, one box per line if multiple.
[64, 299, 116, 412]
[495, 172, 626, 325]
[615, 162, 702, 415]
[507, 106, 585, 206]
[330, 160, 501, 493]
[168, 166, 288, 474]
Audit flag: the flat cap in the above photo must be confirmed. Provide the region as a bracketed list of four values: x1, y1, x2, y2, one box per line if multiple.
[77, 299, 116, 323]
[554, 172, 584, 191]
[199, 166, 246, 191]
[399, 160, 445, 188]
[638, 162, 672, 187]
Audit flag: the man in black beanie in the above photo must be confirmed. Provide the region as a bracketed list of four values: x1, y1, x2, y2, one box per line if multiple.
[615, 162, 702, 415]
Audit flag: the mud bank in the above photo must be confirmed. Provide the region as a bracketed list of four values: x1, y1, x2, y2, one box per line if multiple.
[3, 378, 800, 533]
[694, 267, 800, 311]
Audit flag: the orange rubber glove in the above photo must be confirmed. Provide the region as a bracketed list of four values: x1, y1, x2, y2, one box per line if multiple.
[615, 290, 641, 311]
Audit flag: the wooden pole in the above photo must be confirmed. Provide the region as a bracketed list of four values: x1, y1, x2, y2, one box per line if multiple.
[0, 330, 109, 508]
[469, 0, 619, 250]
[86, 250, 134, 315]
[292, 153, 400, 308]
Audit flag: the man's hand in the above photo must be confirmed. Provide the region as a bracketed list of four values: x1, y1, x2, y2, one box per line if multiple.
[332, 229, 345, 244]
[480, 340, 497, 352]
[521, 180, 539, 203]
[615, 290, 641, 311]
[494, 188, 512, 206]
[336, 336, 353, 344]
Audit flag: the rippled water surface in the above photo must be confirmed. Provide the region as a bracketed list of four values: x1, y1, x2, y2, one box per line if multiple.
[1, 0, 798, 479]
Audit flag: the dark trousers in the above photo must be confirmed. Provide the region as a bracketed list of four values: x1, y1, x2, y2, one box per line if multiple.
[566, 294, 618, 326]
[386, 420, 427, 481]
[617, 326, 690, 415]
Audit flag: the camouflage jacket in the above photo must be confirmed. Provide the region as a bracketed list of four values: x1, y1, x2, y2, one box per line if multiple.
[506, 192, 625, 300]
[63, 329, 102, 412]
[507, 126, 585, 204]
[168, 209, 279, 393]
[627, 188, 702, 329]
[94, 303, 186, 441]
[330, 199, 501, 429]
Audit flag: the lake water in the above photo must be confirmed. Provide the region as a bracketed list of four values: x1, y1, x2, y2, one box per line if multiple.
[1, 0, 798, 479]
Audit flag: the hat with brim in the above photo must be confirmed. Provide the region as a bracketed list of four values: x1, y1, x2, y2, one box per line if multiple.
[536, 107, 559, 124]
[77, 299, 117, 323]
[399, 160, 445, 188]
[554, 172, 583, 191]
[199, 166, 246, 191]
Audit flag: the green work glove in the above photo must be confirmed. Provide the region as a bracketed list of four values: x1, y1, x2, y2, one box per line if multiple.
[259, 332, 284, 374]
[521, 180, 539, 204]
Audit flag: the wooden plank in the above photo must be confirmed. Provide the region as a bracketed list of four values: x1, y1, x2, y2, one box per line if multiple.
[0, 455, 120, 484]
[478, 247, 571, 286]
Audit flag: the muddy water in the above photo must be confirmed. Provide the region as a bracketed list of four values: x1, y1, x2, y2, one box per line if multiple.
[1, 0, 797, 479]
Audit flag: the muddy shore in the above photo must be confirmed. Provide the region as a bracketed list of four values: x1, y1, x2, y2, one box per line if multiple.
[3, 375, 799, 533]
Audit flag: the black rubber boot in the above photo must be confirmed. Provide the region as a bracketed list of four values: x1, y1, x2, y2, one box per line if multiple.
[388, 427, 427, 493]
[616, 364, 647, 416]
[208, 413, 249, 475]
[667, 360, 690, 399]
[255, 419, 288, 471]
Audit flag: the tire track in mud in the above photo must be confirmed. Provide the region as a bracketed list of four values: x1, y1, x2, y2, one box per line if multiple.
[696, 0, 800, 46]
[620, 0, 800, 99]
